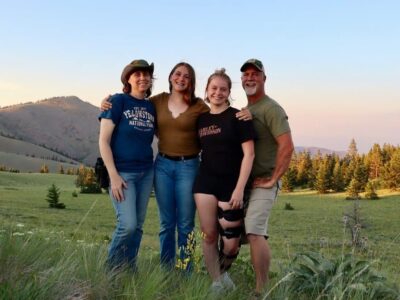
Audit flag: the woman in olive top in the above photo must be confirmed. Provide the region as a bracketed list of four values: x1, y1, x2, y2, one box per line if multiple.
[151, 63, 209, 269]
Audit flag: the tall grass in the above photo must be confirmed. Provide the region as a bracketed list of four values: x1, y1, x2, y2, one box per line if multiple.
[1, 226, 399, 300]
[0, 227, 228, 299]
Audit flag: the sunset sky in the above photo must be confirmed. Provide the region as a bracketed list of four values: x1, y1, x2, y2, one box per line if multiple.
[1, 0, 399, 152]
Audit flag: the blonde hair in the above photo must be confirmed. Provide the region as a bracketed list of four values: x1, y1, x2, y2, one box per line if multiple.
[204, 68, 232, 104]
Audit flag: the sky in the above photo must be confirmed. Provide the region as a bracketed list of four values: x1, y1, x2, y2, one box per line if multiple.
[0, 0, 399, 153]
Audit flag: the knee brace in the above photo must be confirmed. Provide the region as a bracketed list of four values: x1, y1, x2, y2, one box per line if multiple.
[219, 225, 242, 239]
[218, 207, 244, 222]
[218, 237, 240, 272]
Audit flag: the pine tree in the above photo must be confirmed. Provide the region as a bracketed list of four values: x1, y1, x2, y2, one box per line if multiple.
[364, 181, 379, 200]
[344, 157, 358, 187]
[296, 151, 313, 187]
[365, 143, 383, 179]
[282, 167, 296, 192]
[381, 143, 396, 164]
[353, 158, 368, 192]
[346, 178, 361, 200]
[383, 148, 400, 190]
[309, 151, 322, 190]
[315, 162, 330, 194]
[46, 184, 66, 209]
[347, 138, 358, 159]
[332, 160, 345, 192]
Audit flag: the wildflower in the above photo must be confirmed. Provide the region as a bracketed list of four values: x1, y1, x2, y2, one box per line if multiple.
[176, 230, 197, 271]
[16, 223, 25, 228]
[27, 231, 34, 235]
[12, 232, 25, 236]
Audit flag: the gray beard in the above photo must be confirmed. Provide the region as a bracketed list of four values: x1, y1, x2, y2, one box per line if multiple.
[244, 86, 257, 96]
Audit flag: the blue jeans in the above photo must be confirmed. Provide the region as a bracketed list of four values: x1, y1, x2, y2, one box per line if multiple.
[107, 169, 154, 270]
[154, 154, 199, 269]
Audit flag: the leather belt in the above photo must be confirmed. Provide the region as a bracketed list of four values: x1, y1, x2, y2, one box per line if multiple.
[159, 152, 198, 161]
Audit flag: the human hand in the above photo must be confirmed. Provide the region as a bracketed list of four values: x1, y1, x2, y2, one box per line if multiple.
[252, 177, 276, 189]
[229, 189, 244, 209]
[110, 174, 127, 202]
[235, 108, 252, 121]
[100, 95, 112, 111]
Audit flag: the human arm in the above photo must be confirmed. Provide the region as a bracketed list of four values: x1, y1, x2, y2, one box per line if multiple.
[229, 140, 255, 209]
[252, 132, 294, 189]
[235, 107, 252, 121]
[99, 119, 127, 201]
[100, 95, 113, 111]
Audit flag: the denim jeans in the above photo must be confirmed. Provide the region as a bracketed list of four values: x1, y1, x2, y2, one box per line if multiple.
[107, 168, 154, 270]
[154, 154, 199, 269]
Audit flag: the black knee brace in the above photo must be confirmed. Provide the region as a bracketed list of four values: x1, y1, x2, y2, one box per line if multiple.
[219, 225, 242, 239]
[219, 237, 240, 272]
[218, 207, 244, 222]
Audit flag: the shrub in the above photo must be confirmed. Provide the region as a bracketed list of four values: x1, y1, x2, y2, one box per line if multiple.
[364, 181, 379, 200]
[278, 252, 399, 300]
[284, 203, 295, 210]
[75, 165, 102, 194]
[40, 164, 49, 173]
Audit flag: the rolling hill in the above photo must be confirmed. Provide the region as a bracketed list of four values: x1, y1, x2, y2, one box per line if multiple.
[0, 96, 100, 167]
[0, 135, 80, 173]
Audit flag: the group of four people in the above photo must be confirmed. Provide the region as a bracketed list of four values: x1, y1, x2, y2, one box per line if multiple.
[98, 58, 294, 295]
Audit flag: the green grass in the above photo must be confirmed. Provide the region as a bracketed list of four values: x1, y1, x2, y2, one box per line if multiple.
[1, 172, 399, 299]
[268, 190, 400, 283]
[0, 172, 161, 248]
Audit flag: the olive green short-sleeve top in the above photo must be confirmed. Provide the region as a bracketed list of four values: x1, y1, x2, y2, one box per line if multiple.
[248, 95, 291, 178]
[150, 92, 209, 156]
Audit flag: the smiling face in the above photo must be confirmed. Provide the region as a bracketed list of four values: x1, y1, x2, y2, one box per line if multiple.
[169, 65, 191, 93]
[241, 66, 266, 98]
[206, 76, 230, 107]
[128, 70, 152, 97]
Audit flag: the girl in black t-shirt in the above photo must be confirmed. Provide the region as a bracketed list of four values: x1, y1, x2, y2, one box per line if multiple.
[193, 69, 255, 291]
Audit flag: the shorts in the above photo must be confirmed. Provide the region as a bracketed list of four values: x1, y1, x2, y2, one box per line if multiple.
[244, 183, 280, 238]
[192, 168, 238, 202]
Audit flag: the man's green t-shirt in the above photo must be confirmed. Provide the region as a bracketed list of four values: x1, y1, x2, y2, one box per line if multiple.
[248, 95, 291, 178]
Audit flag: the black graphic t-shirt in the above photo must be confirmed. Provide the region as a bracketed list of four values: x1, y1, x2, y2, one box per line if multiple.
[197, 106, 255, 176]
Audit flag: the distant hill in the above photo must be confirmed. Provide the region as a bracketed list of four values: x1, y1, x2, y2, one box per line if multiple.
[0, 135, 80, 164]
[0, 96, 100, 166]
[0, 135, 80, 172]
[0, 152, 79, 173]
[295, 146, 346, 157]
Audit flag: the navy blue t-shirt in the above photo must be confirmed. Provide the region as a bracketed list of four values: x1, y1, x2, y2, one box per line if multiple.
[99, 93, 156, 172]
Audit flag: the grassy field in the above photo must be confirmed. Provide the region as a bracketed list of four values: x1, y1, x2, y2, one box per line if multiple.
[1, 172, 399, 299]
